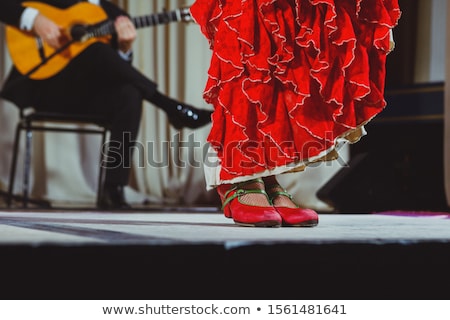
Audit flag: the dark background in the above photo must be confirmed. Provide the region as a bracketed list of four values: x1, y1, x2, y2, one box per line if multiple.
[317, 0, 449, 213]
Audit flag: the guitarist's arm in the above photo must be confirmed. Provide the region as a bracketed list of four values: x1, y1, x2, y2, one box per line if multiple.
[0, 1, 62, 49]
[30, 13, 64, 49]
[114, 16, 136, 57]
[100, 0, 136, 61]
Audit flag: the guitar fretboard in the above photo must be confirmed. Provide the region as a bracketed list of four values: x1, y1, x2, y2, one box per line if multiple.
[89, 9, 187, 38]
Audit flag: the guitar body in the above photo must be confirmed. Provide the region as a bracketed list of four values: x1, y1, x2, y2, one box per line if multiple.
[6, 1, 111, 80]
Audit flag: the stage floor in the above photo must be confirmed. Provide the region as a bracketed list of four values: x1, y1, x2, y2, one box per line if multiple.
[1, 209, 449, 300]
[0, 209, 449, 245]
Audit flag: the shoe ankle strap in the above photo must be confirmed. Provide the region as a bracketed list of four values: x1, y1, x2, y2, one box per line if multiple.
[265, 184, 293, 202]
[221, 179, 268, 210]
[221, 178, 265, 198]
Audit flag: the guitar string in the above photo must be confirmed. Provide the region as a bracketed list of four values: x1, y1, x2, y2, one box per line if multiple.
[89, 9, 182, 39]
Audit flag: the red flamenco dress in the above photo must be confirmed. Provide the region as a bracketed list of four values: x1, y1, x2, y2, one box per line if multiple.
[190, 0, 401, 190]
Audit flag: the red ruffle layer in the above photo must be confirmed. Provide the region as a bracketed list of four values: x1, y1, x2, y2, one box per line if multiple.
[191, 0, 401, 183]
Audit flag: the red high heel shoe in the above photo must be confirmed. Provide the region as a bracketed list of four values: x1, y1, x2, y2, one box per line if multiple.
[267, 184, 319, 227]
[217, 179, 282, 227]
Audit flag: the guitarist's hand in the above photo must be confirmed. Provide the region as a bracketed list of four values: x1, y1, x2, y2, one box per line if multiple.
[115, 16, 137, 54]
[33, 13, 63, 49]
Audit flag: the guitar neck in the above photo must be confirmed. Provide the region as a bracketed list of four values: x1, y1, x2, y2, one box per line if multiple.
[92, 8, 191, 37]
[133, 10, 181, 29]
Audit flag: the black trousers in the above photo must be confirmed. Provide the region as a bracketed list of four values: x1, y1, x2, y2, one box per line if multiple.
[29, 42, 159, 186]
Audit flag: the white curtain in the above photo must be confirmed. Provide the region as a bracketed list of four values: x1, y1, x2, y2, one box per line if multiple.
[0, 0, 343, 211]
[0, 24, 18, 194]
[121, 0, 216, 206]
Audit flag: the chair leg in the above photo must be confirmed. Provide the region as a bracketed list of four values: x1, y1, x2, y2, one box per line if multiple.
[22, 127, 33, 208]
[96, 129, 108, 207]
[7, 124, 23, 207]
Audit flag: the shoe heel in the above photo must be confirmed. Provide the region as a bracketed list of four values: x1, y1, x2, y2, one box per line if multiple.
[222, 205, 232, 218]
[216, 184, 234, 218]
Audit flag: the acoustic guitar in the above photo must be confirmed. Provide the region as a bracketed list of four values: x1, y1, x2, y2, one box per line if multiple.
[6, 1, 193, 80]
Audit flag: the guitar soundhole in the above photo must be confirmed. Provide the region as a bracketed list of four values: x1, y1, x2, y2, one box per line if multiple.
[70, 24, 89, 42]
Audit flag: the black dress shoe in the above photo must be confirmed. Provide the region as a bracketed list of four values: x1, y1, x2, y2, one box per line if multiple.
[98, 184, 131, 210]
[167, 103, 213, 129]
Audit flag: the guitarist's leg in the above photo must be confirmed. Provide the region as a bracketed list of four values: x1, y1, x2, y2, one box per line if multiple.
[33, 74, 143, 209]
[90, 84, 143, 188]
[92, 84, 143, 209]
[78, 42, 212, 129]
